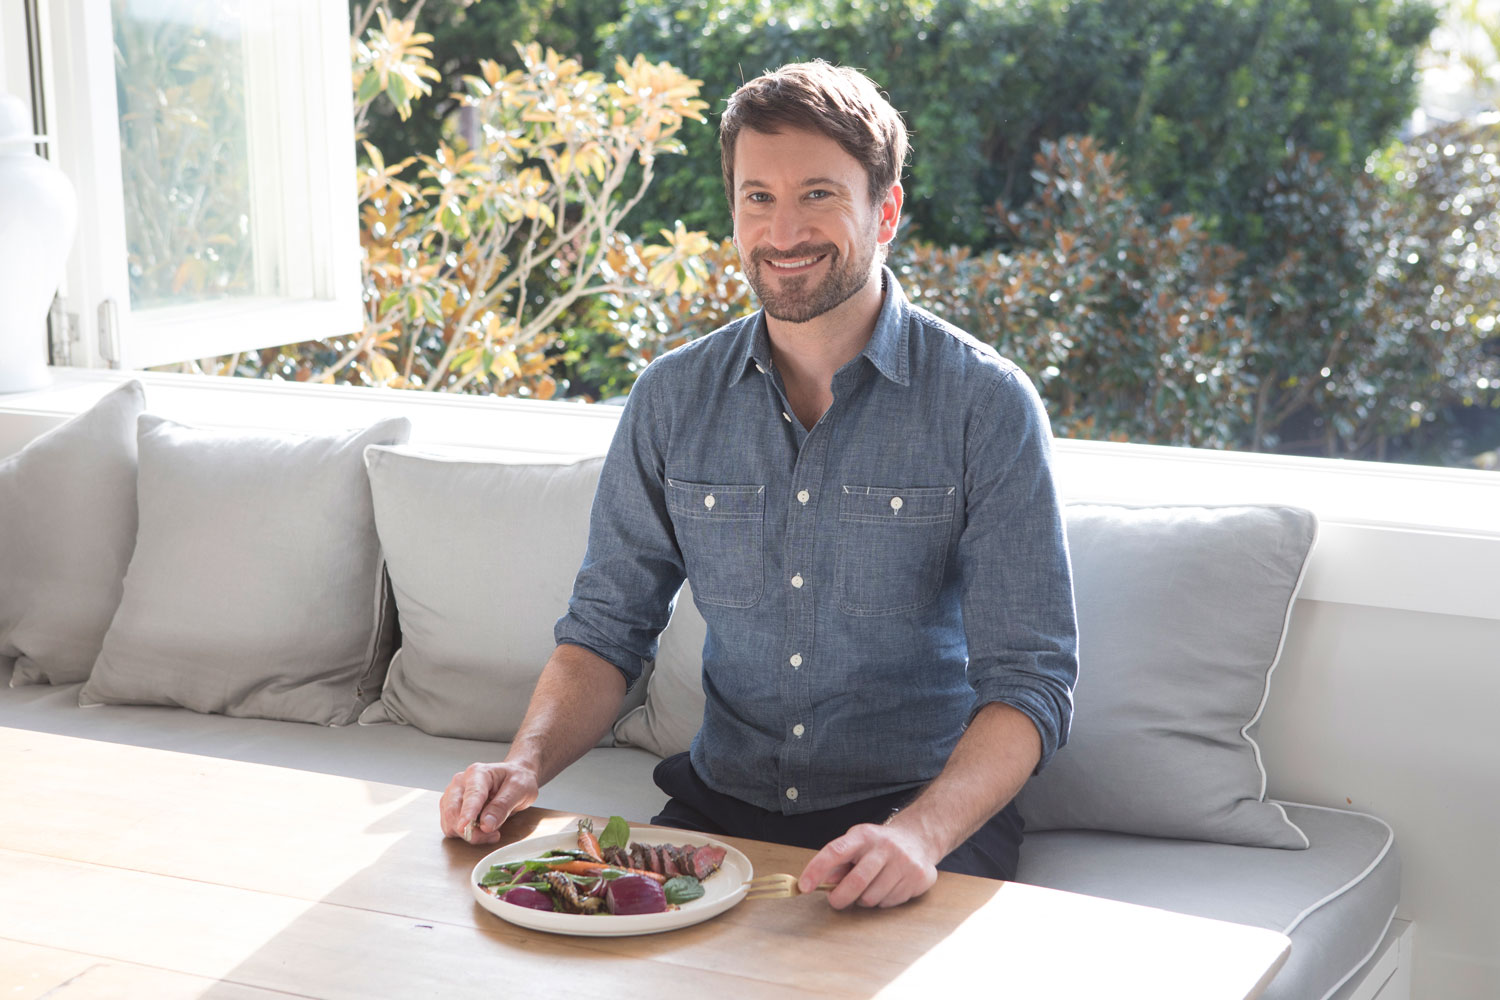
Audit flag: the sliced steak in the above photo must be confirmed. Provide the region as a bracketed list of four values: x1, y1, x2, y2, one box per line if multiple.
[689, 845, 726, 880]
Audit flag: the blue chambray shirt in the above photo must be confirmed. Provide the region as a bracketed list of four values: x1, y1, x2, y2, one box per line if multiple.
[555, 268, 1077, 814]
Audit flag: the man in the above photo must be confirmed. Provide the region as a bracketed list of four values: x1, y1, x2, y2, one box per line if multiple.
[440, 61, 1077, 910]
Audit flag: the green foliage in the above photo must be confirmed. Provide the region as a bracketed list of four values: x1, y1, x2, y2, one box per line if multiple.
[1241, 120, 1500, 460]
[893, 126, 1500, 462]
[353, 0, 625, 160]
[113, 0, 254, 307]
[188, 0, 1499, 469]
[896, 136, 1255, 449]
[240, 12, 712, 396]
[557, 235, 753, 400]
[602, 0, 1439, 249]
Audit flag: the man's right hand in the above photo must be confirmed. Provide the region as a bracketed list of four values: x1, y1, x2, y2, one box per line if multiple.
[439, 761, 540, 844]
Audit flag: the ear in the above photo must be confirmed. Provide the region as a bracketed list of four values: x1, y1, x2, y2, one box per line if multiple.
[876, 182, 903, 245]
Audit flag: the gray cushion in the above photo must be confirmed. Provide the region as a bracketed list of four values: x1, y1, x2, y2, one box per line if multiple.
[1017, 803, 1399, 1000]
[1, 381, 143, 686]
[1018, 503, 1316, 849]
[359, 449, 606, 740]
[1, 661, 665, 821]
[79, 414, 409, 725]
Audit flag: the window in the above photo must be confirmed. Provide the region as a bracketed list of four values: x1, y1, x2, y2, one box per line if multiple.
[10, 0, 1498, 475]
[26, 0, 360, 370]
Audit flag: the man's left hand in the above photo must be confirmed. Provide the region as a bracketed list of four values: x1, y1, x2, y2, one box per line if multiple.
[797, 821, 940, 909]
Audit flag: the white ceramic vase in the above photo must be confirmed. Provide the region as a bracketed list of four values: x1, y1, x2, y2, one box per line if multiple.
[0, 92, 77, 393]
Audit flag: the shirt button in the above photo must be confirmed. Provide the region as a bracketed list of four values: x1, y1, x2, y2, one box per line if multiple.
[789, 653, 803, 668]
[792, 723, 805, 737]
[755, 363, 767, 374]
[797, 489, 810, 504]
[790, 574, 804, 589]
[782, 411, 791, 423]
[704, 494, 716, 510]
[890, 496, 904, 512]
[785, 787, 799, 801]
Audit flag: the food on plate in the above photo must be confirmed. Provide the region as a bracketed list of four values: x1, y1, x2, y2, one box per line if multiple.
[605, 874, 667, 915]
[476, 817, 726, 916]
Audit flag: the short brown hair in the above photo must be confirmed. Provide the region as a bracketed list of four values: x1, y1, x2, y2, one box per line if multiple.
[719, 61, 908, 210]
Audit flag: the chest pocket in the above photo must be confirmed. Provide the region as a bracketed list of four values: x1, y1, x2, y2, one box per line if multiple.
[666, 479, 766, 608]
[836, 485, 957, 616]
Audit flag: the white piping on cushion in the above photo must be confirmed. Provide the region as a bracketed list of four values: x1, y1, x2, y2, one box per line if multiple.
[1061, 502, 1319, 849]
[1242, 510, 1320, 850]
[1271, 800, 1396, 936]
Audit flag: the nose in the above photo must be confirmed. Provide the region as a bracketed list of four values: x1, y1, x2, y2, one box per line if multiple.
[765, 201, 810, 250]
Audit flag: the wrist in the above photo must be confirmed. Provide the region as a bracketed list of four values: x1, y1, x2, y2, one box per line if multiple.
[882, 803, 951, 868]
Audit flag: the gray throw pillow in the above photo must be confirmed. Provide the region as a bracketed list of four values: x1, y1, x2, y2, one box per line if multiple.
[359, 448, 606, 740]
[1018, 503, 1316, 849]
[1, 381, 144, 685]
[79, 414, 409, 725]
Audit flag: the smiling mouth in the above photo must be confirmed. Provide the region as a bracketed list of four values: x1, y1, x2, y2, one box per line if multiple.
[764, 254, 827, 271]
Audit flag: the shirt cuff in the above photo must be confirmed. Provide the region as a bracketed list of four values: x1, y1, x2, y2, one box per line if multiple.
[968, 676, 1073, 774]
[553, 611, 647, 691]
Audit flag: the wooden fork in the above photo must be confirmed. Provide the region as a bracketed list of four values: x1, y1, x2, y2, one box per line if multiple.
[742, 873, 838, 899]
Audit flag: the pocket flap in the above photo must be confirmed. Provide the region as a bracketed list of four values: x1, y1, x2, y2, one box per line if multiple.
[667, 479, 766, 519]
[839, 485, 956, 523]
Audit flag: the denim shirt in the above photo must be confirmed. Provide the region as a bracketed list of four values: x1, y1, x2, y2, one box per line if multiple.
[555, 268, 1077, 814]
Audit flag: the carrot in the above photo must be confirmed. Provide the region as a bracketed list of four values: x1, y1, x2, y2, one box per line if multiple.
[577, 818, 605, 863]
[548, 859, 667, 884]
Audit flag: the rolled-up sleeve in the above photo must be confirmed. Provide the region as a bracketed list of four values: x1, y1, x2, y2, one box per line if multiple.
[958, 369, 1078, 772]
[554, 363, 685, 689]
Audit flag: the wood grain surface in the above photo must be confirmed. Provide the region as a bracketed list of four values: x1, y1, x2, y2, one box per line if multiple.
[0, 727, 1289, 999]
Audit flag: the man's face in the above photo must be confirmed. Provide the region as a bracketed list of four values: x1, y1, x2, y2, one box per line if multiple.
[731, 127, 901, 325]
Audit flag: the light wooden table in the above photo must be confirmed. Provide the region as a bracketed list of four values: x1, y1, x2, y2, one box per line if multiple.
[0, 727, 1289, 999]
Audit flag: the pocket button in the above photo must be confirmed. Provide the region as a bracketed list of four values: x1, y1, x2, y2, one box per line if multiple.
[890, 496, 904, 512]
[704, 494, 716, 509]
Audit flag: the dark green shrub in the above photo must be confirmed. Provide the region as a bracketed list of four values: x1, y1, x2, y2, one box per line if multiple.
[895, 135, 1254, 449]
[890, 124, 1500, 464]
[1242, 120, 1500, 461]
[602, 0, 1437, 249]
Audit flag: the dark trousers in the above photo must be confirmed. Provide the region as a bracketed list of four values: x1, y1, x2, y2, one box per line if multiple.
[648, 751, 1023, 881]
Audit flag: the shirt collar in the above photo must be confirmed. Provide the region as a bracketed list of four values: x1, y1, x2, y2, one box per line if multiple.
[732, 265, 910, 387]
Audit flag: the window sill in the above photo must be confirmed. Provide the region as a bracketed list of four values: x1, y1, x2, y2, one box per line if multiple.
[4, 367, 1496, 622]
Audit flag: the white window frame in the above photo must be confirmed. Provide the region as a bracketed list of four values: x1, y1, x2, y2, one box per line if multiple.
[34, 0, 361, 371]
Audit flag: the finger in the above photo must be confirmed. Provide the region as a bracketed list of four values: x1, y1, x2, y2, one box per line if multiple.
[826, 852, 885, 911]
[858, 860, 910, 909]
[456, 767, 499, 837]
[799, 826, 871, 892]
[438, 780, 466, 837]
[477, 773, 539, 837]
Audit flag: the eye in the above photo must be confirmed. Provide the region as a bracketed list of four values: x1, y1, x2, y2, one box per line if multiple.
[806, 189, 831, 200]
[744, 191, 771, 205]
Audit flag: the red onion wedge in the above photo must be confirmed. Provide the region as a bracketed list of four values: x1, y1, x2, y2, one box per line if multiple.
[605, 874, 669, 915]
[498, 885, 555, 911]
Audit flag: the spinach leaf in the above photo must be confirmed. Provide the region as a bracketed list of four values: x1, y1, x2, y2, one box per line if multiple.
[479, 865, 514, 887]
[598, 815, 631, 850]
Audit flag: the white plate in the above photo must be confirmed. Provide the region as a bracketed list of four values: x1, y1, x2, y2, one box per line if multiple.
[470, 826, 753, 937]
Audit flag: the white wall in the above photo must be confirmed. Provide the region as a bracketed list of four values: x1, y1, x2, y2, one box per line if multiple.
[1262, 600, 1500, 999]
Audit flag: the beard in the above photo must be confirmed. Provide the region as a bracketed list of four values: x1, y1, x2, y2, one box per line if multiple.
[741, 237, 878, 324]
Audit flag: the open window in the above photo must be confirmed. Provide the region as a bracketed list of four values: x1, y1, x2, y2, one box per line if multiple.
[30, 0, 361, 370]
